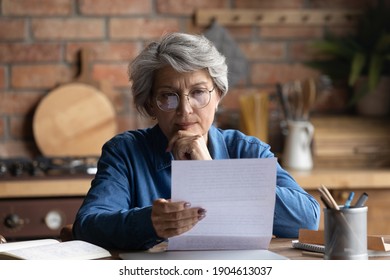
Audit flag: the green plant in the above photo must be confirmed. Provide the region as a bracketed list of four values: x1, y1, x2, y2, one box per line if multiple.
[306, 0, 390, 104]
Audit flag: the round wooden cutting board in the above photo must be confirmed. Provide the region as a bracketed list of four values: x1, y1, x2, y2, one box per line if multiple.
[33, 83, 117, 157]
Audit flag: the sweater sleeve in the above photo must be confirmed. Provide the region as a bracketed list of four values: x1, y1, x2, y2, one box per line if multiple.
[73, 139, 163, 250]
[272, 164, 320, 238]
[73, 203, 161, 250]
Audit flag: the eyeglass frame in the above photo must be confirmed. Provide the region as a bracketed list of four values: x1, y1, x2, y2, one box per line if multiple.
[154, 86, 215, 112]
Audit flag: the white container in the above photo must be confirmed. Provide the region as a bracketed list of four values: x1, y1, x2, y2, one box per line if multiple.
[282, 120, 314, 170]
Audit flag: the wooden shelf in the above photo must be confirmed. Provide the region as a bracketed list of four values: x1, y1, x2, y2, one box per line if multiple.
[195, 9, 361, 26]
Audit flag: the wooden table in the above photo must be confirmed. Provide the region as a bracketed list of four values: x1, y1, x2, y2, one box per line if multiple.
[268, 238, 390, 260]
[107, 238, 389, 260]
[269, 238, 318, 260]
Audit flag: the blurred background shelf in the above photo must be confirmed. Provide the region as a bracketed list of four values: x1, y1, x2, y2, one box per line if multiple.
[312, 116, 390, 168]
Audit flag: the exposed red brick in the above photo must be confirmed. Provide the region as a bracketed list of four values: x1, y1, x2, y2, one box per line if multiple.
[0, 91, 44, 115]
[110, 18, 180, 39]
[0, 67, 5, 88]
[240, 42, 286, 61]
[225, 27, 253, 40]
[93, 63, 129, 87]
[0, 19, 26, 40]
[66, 42, 141, 63]
[0, 43, 61, 63]
[0, 0, 373, 159]
[289, 41, 321, 61]
[79, 0, 152, 15]
[0, 140, 40, 158]
[220, 88, 250, 110]
[116, 112, 140, 132]
[11, 65, 72, 89]
[2, 0, 72, 16]
[10, 116, 34, 139]
[220, 86, 276, 111]
[90, 82, 126, 114]
[0, 118, 5, 138]
[32, 18, 105, 40]
[260, 26, 323, 39]
[156, 0, 227, 15]
[251, 63, 319, 85]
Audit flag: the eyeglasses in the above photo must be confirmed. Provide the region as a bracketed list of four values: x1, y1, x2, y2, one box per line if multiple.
[155, 86, 214, 112]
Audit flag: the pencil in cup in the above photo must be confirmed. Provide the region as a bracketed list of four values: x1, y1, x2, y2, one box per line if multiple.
[323, 207, 368, 260]
[318, 185, 368, 259]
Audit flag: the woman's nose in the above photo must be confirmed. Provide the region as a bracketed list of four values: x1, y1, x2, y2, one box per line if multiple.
[176, 94, 193, 114]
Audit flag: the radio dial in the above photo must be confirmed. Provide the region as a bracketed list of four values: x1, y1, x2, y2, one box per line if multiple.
[44, 210, 64, 230]
[4, 214, 24, 229]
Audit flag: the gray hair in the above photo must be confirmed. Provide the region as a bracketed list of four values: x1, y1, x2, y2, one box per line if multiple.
[129, 32, 228, 116]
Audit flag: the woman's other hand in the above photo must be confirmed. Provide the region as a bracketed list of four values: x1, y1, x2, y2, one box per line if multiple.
[151, 198, 206, 239]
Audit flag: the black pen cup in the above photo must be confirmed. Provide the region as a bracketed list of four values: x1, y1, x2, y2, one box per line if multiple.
[324, 206, 368, 260]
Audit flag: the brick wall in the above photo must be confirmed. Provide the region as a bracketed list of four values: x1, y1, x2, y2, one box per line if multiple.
[0, 0, 378, 158]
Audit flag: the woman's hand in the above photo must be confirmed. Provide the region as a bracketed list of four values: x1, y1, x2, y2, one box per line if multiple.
[151, 199, 206, 239]
[166, 130, 211, 160]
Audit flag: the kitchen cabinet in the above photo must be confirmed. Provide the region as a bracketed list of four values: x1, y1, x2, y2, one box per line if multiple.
[0, 177, 91, 240]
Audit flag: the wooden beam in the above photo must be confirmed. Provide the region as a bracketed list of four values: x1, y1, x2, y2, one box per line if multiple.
[195, 9, 361, 27]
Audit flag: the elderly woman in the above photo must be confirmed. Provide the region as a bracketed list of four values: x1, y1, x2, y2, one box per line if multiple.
[73, 32, 320, 250]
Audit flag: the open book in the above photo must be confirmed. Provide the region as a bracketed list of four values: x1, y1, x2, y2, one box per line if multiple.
[0, 239, 111, 260]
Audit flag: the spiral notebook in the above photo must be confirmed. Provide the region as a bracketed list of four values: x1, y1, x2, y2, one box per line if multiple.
[291, 240, 324, 253]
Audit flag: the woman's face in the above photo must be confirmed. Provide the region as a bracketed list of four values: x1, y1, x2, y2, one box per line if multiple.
[150, 66, 220, 142]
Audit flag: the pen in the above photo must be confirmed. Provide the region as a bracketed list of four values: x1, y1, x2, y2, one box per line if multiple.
[354, 192, 369, 207]
[344, 191, 354, 208]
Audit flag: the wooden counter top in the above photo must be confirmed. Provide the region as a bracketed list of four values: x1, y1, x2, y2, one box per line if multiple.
[1, 168, 390, 198]
[0, 177, 92, 198]
[109, 238, 390, 260]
